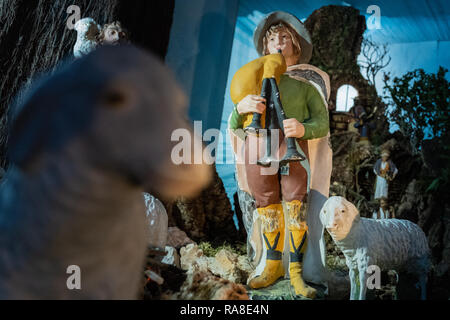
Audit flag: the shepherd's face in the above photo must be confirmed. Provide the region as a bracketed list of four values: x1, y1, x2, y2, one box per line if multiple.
[266, 29, 297, 59]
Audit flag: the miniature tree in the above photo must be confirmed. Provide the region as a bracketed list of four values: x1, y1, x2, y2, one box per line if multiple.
[383, 66, 450, 195]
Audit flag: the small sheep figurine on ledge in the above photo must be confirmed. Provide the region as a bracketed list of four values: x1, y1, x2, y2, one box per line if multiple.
[320, 196, 430, 300]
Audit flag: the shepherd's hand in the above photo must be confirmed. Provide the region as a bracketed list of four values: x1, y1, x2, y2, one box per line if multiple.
[237, 95, 266, 115]
[283, 118, 305, 138]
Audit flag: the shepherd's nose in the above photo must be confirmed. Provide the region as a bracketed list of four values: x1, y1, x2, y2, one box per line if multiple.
[276, 35, 283, 44]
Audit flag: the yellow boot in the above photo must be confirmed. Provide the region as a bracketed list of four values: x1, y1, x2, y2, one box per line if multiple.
[248, 203, 285, 289]
[286, 200, 317, 299]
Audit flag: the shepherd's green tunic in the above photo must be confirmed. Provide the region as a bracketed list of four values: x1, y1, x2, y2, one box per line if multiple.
[229, 74, 329, 140]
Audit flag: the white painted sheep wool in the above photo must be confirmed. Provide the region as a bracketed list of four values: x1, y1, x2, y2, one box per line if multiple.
[73, 17, 101, 58]
[320, 196, 430, 300]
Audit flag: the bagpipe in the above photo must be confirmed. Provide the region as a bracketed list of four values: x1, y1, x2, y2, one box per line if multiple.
[230, 51, 305, 167]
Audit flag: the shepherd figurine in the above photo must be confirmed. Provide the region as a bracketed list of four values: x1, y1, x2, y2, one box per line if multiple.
[228, 11, 332, 298]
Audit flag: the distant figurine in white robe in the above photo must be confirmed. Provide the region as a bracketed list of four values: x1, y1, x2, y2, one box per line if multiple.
[373, 150, 398, 200]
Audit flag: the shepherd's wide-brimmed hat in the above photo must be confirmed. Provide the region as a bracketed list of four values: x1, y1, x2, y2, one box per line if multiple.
[253, 11, 313, 64]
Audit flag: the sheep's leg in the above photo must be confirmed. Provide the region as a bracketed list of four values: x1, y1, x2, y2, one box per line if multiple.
[418, 274, 427, 300]
[349, 268, 359, 300]
[358, 269, 368, 300]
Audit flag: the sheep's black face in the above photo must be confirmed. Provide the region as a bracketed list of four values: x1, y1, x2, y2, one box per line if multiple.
[8, 45, 212, 199]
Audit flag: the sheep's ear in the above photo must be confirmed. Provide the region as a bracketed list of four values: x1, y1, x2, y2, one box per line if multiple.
[344, 198, 360, 221]
[319, 200, 328, 218]
[319, 206, 325, 224]
[7, 96, 47, 167]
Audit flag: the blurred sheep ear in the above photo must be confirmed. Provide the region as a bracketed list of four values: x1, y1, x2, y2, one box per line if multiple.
[7, 100, 43, 166]
[344, 198, 360, 221]
[100, 82, 137, 109]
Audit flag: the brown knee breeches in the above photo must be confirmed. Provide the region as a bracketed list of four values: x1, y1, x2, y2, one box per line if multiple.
[244, 131, 309, 208]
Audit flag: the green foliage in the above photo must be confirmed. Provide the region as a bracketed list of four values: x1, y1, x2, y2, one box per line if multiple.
[198, 241, 246, 257]
[306, 6, 363, 77]
[383, 67, 450, 153]
[425, 146, 450, 195]
[383, 67, 450, 195]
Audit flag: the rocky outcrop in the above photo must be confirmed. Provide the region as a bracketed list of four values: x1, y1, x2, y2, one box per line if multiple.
[167, 227, 195, 249]
[180, 244, 210, 273]
[209, 249, 253, 284]
[170, 271, 248, 300]
[179, 244, 253, 285]
[304, 5, 390, 140]
[167, 165, 241, 243]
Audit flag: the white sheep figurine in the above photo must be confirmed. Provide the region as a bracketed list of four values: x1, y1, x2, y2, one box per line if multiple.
[320, 196, 430, 300]
[73, 18, 101, 58]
